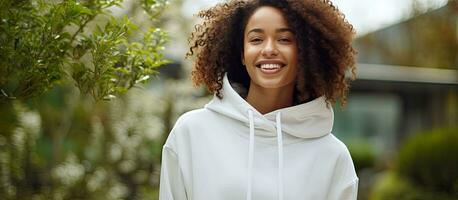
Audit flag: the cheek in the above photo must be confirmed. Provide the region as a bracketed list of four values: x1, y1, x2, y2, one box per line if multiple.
[284, 47, 299, 74]
[243, 46, 260, 63]
[285, 48, 299, 66]
[283, 46, 298, 58]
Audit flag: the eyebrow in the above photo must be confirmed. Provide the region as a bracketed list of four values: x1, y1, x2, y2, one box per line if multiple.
[246, 28, 295, 35]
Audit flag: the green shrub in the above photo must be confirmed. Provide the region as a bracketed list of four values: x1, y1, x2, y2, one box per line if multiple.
[397, 128, 458, 194]
[370, 172, 457, 200]
[346, 139, 376, 172]
[0, 0, 168, 101]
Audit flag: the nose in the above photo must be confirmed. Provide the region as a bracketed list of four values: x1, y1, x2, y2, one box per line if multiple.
[261, 39, 278, 57]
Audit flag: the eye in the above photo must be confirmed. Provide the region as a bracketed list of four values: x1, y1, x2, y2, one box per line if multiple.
[278, 37, 292, 44]
[249, 38, 263, 44]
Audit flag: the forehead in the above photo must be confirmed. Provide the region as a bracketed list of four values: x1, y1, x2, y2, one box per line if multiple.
[245, 6, 291, 32]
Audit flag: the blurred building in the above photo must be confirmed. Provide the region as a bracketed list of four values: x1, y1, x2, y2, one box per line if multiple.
[334, 0, 458, 155]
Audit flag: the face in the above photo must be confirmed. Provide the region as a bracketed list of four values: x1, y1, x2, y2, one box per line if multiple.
[242, 6, 299, 90]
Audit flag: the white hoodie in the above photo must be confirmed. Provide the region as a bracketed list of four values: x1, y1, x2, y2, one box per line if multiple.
[159, 74, 358, 200]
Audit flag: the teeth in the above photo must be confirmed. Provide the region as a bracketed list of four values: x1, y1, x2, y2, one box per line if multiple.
[260, 64, 282, 69]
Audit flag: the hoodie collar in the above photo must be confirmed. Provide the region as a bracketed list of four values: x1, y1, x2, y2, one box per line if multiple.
[204, 74, 334, 139]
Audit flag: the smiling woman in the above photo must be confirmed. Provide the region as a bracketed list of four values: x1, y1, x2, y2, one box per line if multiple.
[160, 0, 358, 200]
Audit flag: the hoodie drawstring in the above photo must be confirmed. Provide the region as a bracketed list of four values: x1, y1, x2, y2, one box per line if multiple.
[247, 109, 255, 200]
[276, 112, 284, 200]
[246, 109, 284, 200]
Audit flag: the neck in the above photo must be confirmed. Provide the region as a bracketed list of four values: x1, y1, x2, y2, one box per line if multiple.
[245, 82, 295, 114]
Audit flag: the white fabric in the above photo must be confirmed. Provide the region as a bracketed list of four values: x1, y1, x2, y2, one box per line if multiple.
[276, 112, 284, 200]
[159, 74, 358, 200]
[247, 109, 254, 200]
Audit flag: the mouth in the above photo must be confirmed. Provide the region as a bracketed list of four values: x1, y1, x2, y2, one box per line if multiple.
[255, 60, 286, 69]
[256, 63, 285, 70]
[255, 60, 286, 74]
[255, 63, 286, 74]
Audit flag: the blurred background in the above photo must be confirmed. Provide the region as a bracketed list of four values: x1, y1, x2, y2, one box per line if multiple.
[0, 0, 457, 199]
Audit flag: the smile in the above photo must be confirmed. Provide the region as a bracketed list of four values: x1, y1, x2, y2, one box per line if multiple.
[256, 63, 285, 74]
[258, 63, 283, 69]
[255, 59, 286, 68]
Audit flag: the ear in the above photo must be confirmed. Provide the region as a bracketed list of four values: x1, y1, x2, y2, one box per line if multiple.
[241, 52, 245, 65]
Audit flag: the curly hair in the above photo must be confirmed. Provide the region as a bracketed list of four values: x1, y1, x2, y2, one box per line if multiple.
[187, 0, 356, 105]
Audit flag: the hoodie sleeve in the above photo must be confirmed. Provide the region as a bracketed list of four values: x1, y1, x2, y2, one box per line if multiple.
[327, 146, 359, 200]
[329, 178, 358, 200]
[159, 145, 188, 200]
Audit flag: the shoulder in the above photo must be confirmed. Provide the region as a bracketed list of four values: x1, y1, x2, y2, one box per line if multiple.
[163, 109, 199, 151]
[325, 134, 358, 182]
[164, 107, 225, 154]
[172, 108, 216, 130]
[165, 108, 216, 147]
[318, 134, 352, 157]
[318, 134, 356, 172]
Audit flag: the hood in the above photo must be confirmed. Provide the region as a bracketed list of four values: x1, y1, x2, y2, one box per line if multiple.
[205, 74, 334, 139]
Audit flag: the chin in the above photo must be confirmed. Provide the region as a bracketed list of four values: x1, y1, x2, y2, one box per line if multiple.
[251, 77, 289, 89]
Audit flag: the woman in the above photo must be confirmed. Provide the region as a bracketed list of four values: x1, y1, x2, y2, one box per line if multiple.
[160, 0, 358, 199]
